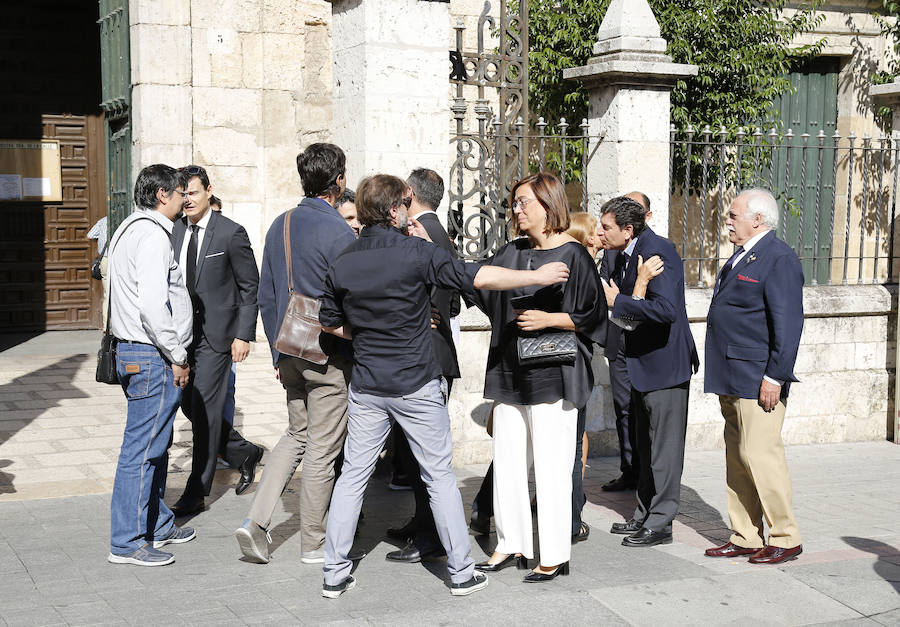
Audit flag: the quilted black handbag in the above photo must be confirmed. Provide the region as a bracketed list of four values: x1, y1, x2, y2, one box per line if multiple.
[516, 330, 577, 366]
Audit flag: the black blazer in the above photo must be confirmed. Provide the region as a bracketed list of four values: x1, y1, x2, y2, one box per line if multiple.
[173, 211, 260, 354]
[610, 227, 699, 392]
[416, 212, 461, 379]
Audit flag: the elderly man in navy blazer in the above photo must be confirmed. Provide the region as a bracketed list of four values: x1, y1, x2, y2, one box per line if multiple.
[599, 196, 699, 547]
[703, 188, 804, 565]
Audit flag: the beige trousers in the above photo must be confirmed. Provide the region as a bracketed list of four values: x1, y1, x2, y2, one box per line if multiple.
[720, 395, 802, 549]
[246, 355, 350, 552]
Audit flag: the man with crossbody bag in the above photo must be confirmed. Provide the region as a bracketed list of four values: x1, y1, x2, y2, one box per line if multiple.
[235, 143, 357, 565]
[106, 164, 195, 567]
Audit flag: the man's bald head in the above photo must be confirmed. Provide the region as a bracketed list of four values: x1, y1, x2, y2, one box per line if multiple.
[624, 191, 652, 222]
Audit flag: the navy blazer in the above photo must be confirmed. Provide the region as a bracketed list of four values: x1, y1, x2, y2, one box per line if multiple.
[173, 210, 259, 354]
[611, 227, 699, 393]
[704, 230, 803, 400]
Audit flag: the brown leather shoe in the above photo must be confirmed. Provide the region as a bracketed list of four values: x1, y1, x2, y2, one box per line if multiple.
[704, 542, 760, 558]
[748, 544, 802, 564]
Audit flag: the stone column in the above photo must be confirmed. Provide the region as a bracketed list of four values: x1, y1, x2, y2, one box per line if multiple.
[330, 0, 451, 188]
[129, 0, 193, 177]
[563, 0, 697, 237]
[870, 78, 900, 444]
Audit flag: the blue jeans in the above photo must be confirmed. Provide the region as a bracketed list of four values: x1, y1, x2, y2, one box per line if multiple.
[109, 342, 181, 555]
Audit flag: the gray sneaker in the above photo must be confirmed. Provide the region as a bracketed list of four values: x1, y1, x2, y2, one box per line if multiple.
[450, 572, 488, 596]
[235, 519, 271, 564]
[322, 575, 356, 599]
[108, 543, 175, 567]
[153, 526, 196, 549]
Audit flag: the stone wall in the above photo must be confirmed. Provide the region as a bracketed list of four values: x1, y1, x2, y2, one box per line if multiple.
[130, 0, 335, 265]
[447, 284, 895, 463]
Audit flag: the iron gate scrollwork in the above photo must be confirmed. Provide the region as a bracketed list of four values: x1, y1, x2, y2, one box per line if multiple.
[449, 0, 528, 260]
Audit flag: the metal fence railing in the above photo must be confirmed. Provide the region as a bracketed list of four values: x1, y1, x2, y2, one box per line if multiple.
[448, 116, 598, 260]
[669, 125, 899, 287]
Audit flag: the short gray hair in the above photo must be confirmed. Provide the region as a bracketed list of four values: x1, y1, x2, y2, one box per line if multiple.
[740, 188, 779, 229]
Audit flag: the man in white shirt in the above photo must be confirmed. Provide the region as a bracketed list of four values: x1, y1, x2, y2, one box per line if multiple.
[107, 164, 196, 567]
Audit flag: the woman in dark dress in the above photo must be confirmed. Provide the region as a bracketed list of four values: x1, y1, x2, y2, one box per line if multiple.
[473, 173, 606, 582]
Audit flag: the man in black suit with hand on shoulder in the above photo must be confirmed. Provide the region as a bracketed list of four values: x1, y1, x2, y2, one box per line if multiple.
[170, 165, 264, 516]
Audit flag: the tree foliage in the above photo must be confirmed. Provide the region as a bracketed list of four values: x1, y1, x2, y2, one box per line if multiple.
[874, 1, 900, 126]
[529, 0, 825, 134]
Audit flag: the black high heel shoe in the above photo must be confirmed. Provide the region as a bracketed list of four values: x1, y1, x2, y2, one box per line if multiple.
[475, 553, 529, 572]
[522, 561, 569, 582]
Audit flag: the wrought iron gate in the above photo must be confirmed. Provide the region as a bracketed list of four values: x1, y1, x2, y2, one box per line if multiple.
[449, 0, 528, 259]
[99, 0, 132, 233]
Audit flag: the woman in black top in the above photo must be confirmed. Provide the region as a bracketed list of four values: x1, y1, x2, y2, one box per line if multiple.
[473, 173, 606, 582]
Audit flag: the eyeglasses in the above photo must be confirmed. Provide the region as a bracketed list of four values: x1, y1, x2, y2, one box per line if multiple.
[172, 189, 188, 198]
[179, 166, 203, 176]
[513, 197, 537, 210]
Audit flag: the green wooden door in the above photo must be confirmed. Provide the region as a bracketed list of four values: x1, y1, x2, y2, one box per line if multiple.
[771, 57, 839, 285]
[98, 0, 131, 233]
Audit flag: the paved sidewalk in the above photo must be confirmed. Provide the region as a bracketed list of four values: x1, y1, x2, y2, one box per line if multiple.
[1, 332, 899, 625]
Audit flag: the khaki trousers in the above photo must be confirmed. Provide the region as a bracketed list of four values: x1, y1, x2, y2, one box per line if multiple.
[720, 395, 801, 549]
[246, 355, 350, 552]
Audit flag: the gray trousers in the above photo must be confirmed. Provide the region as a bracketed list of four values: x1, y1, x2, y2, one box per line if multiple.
[631, 381, 690, 531]
[323, 379, 474, 586]
[246, 355, 350, 552]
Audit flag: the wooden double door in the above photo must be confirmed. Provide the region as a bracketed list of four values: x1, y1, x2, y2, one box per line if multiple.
[0, 2, 106, 331]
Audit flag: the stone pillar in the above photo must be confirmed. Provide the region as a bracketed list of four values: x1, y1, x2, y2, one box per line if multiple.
[563, 0, 696, 237]
[330, 0, 451, 188]
[129, 0, 193, 177]
[870, 78, 900, 444]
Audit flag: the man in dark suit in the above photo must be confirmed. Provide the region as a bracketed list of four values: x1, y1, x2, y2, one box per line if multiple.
[385, 167, 463, 563]
[170, 165, 263, 516]
[599, 196, 698, 547]
[598, 191, 652, 492]
[703, 188, 804, 565]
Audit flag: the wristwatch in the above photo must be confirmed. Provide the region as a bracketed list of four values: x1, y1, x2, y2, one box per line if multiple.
[631, 294, 645, 301]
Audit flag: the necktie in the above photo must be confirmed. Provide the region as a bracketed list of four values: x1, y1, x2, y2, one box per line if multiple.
[620, 252, 630, 285]
[718, 246, 744, 286]
[186, 224, 198, 296]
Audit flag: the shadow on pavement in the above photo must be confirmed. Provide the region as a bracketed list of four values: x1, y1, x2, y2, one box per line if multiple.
[842, 536, 900, 594]
[0, 353, 91, 494]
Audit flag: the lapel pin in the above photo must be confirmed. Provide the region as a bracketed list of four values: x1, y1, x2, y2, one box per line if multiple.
[747, 252, 757, 263]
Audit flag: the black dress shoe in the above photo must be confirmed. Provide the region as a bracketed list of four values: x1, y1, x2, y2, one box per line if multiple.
[171, 495, 205, 517]
[602, 475, 637, 492]
[572, 522, 590, 544]
[522, 562, 569, 582]
[610, 519, 642, 535]
[385, 541, 447, 563]
[386, 518, 418, 541]
[236, 446, 263, 495]
[622, 527, 672, 547]
[475, 553, 528, 572]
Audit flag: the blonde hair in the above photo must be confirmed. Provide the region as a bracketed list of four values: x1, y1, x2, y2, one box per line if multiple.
[567, 212, 597, 248]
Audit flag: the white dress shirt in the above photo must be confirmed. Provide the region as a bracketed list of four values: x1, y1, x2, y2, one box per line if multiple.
[179, 208, 213, 272]
[108, 210, 193, 366]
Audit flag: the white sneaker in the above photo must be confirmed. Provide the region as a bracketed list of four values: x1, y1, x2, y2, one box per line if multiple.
[235, 519, 271, 564]
[300, 549, 325, 564]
